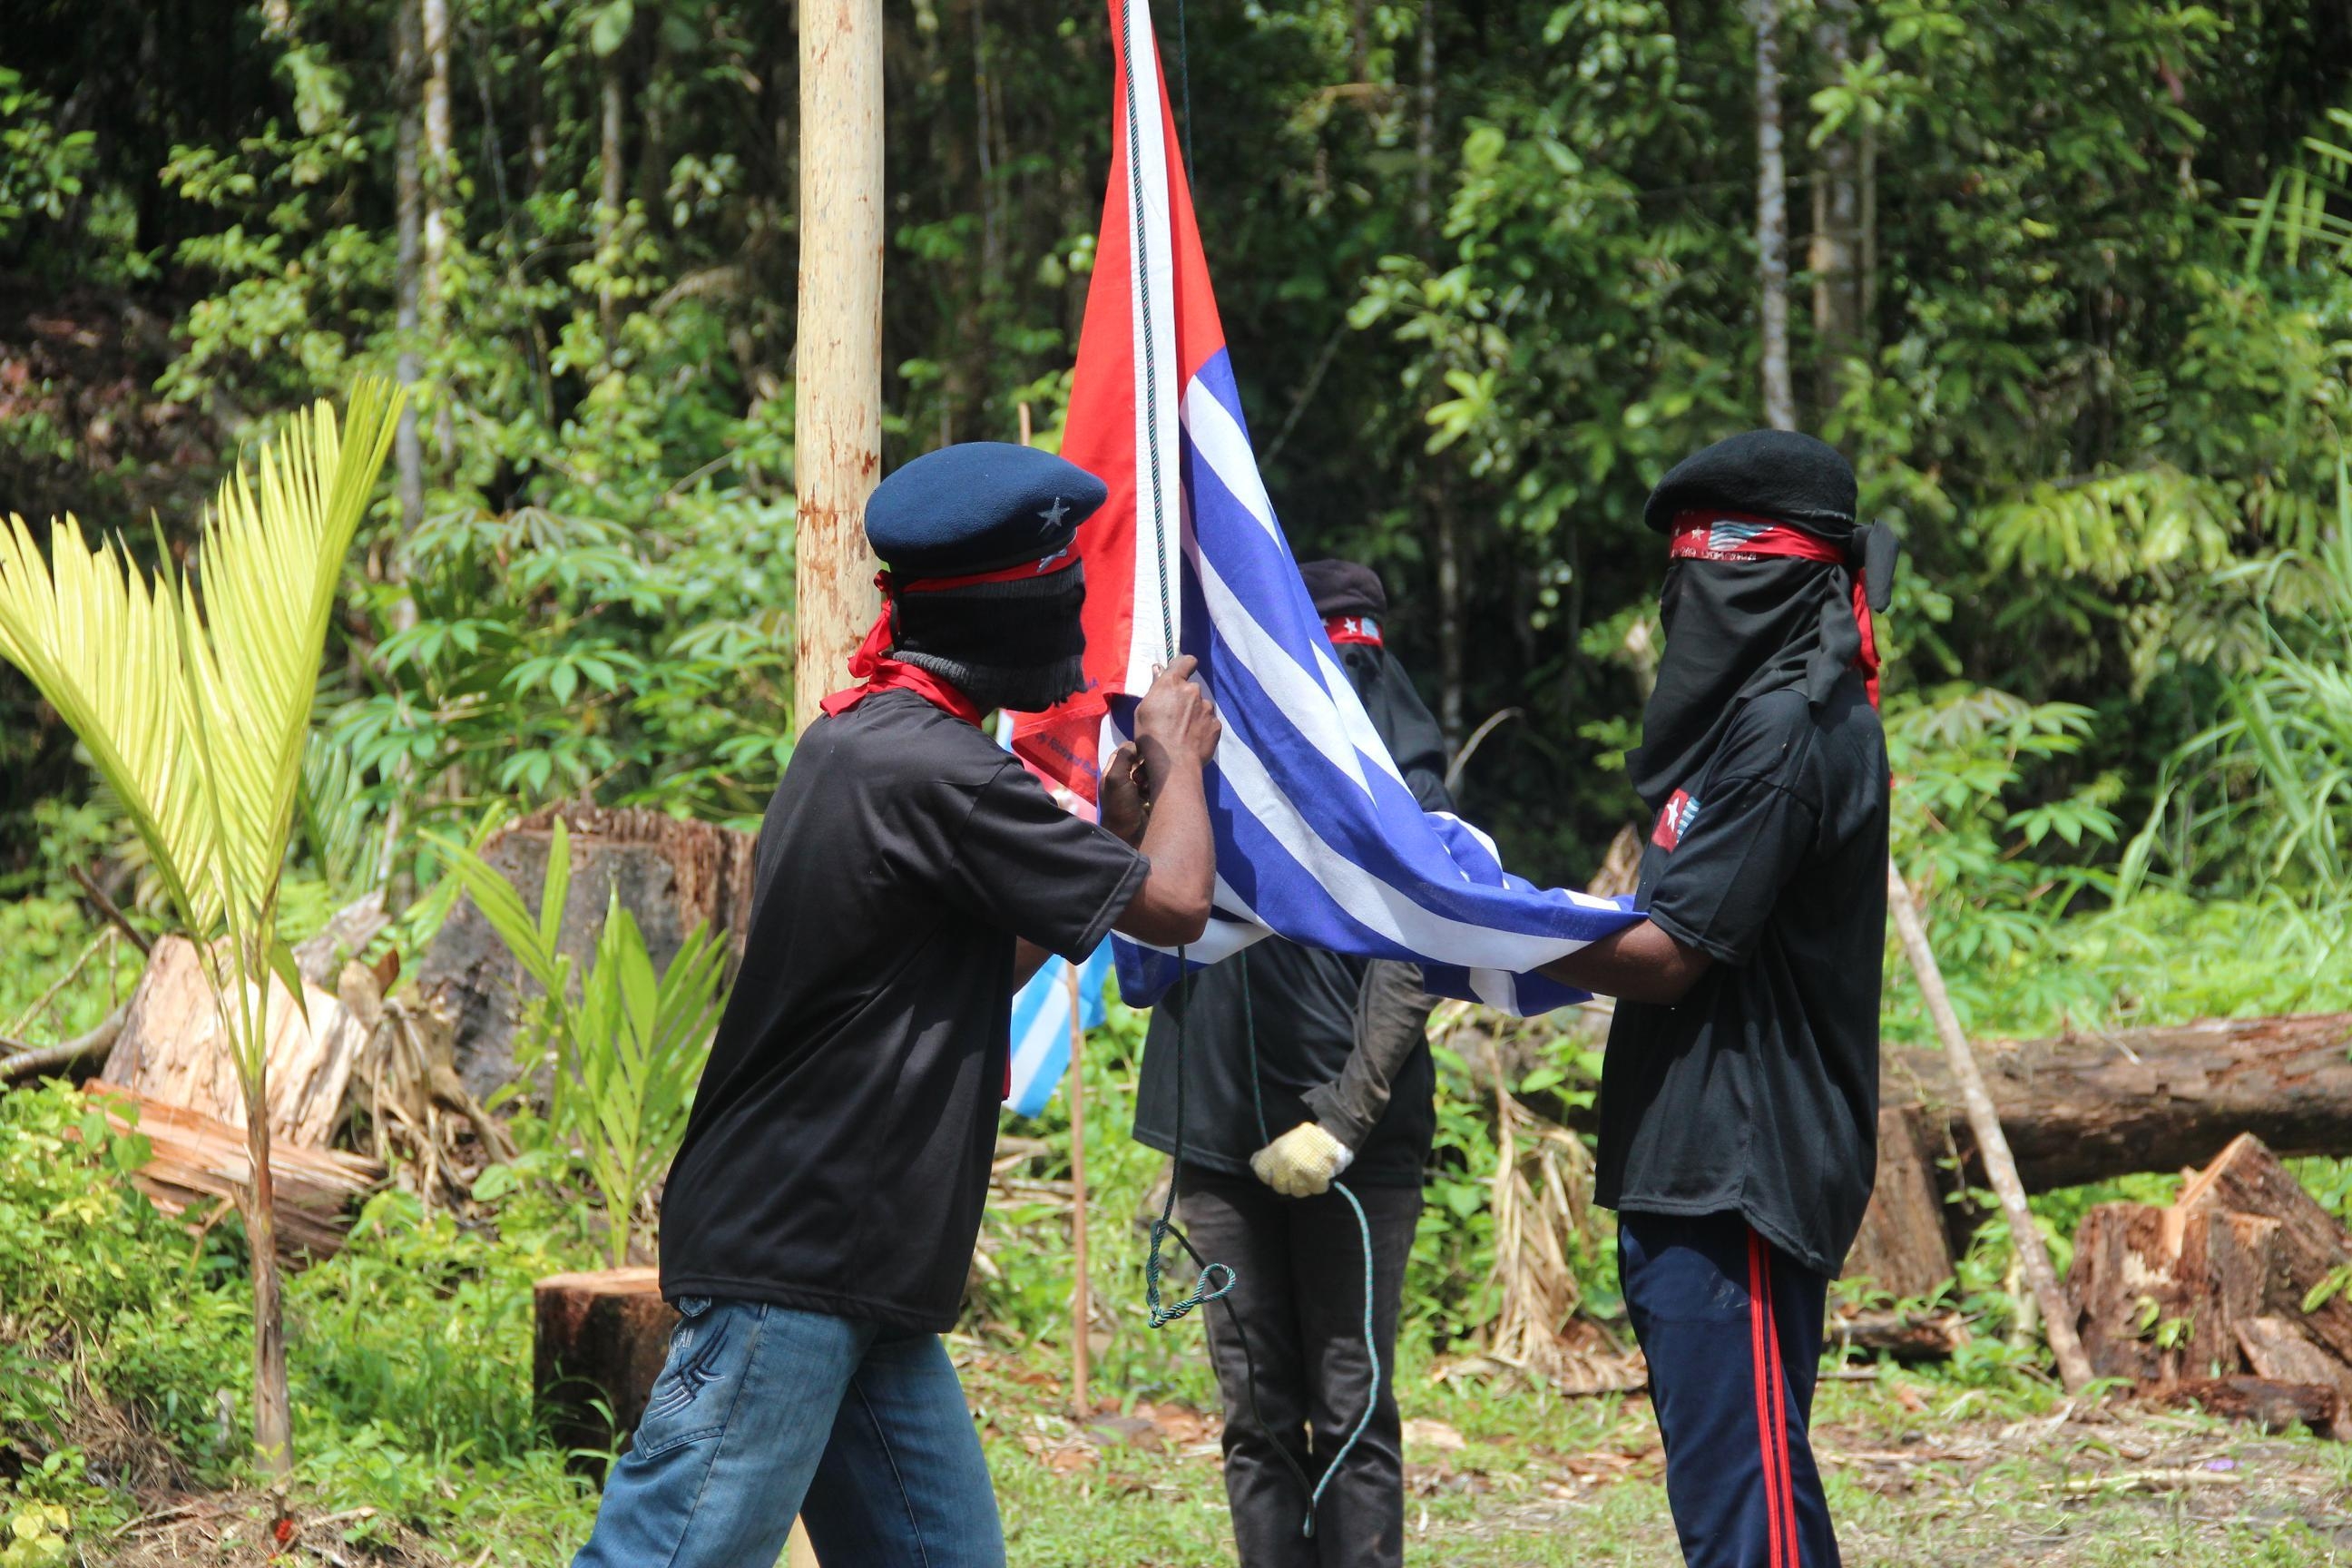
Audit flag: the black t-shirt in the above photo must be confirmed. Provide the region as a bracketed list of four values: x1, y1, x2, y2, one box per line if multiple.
[1595, 679, 1888, 1279]
[1132, 642, 1452, 1187]
[659, 691, 1149, 1332]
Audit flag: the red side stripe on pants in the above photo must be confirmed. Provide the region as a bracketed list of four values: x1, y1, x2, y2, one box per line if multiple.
[1749, 1230, 1801, 1568]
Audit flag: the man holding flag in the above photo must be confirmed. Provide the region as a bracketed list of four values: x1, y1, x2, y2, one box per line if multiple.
[573, 442, 1221, 1568]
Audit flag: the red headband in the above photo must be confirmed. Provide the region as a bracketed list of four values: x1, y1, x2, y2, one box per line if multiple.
[818, 554, 1082, 726]
[1668, 510, 1879, 708]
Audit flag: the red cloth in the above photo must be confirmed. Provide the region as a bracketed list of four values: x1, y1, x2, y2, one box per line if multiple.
[1669, 511, 1879, 709]
[818, 557, 1081, 727]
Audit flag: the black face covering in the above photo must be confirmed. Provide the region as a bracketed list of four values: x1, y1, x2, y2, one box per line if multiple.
[890, 564, 1089, 715]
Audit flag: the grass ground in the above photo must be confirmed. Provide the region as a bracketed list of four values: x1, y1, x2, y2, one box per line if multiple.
[70, 1354, 2352, 1566]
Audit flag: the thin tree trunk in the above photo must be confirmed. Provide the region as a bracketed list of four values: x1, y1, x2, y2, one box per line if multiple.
[1749, 0, 1796, 432]
[1886, 864, 2094, 1392]
[240, 987, 291, 1475]
[1808, 0, 1863, 411]
[421, 0, 454, 459]
[1414, 0, 1437, 234]
[599, 53, 626, 342]
[390, 0, 424, 633]
[1416, 2, 1460, 750]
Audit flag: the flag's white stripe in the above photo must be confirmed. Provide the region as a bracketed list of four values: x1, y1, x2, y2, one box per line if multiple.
[1208, 720, 1600, 970]
[1181, 374, 1403, 788]
[1182, 505, 1624, 918]
[1121, 0, 1180, 691]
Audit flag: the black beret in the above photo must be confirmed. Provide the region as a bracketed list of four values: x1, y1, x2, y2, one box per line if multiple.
[1297, 558, 1387, 621]
[1643, 429, 1857, 538]
[866, 442, 1110, 578]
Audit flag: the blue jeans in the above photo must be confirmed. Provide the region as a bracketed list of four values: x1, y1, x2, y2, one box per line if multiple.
[572, 1298, 1006, 1568]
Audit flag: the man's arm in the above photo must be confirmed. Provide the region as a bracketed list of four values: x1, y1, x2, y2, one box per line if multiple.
[1302, 959, 1433, 1149]
[1014, 938, 1052, 990]
[1537, 919, 1713, 1007]
[1254, 957, 1435, 1198]
[1110, 658, 1220, 948]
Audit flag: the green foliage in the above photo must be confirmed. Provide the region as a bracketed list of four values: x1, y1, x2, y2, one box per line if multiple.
[436, 818, 728, 1266]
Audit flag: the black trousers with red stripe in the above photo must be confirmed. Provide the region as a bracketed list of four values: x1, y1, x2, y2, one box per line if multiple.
[1619, 1210, 1840, 1568]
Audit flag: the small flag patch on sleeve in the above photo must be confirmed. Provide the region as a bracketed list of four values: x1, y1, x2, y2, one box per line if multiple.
[1651, 789, 1700, 851]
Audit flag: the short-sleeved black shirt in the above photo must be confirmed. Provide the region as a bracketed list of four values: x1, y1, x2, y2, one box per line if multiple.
[1595, 679, 1888, 1279]
[659, 690, 1149, 1332]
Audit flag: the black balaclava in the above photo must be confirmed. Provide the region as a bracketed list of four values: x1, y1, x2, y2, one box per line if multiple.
[889, 564, 1090, 715]
[1628, 431, 1900, 809]
[1298, 558, 1454, 811]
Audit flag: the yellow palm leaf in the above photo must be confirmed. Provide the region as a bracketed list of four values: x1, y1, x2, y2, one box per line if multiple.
[0, 379, 402, 958]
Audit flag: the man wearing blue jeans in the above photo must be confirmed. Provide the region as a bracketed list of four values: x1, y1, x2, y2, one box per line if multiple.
[573, 441, 1222, 1568]
[1540, 431, 1898, 1566]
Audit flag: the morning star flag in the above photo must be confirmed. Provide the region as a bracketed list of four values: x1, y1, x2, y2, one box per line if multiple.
[1006, 944, 1114, 1118]
[1010, 0, 1642, 1015]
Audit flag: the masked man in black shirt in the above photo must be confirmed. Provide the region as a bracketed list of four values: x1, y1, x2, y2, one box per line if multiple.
[1539, 431, 1899, 1568]
[573, 442, 1223, 1568]
[1133, 559, 1451, 1568]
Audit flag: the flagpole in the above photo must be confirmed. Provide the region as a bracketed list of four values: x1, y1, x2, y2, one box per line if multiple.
[1064, 962, 1093, 1419]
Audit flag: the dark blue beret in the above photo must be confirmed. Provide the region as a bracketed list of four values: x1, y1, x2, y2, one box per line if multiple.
[865, 442, 1110, 579]
[1643, 429, 1857, 538]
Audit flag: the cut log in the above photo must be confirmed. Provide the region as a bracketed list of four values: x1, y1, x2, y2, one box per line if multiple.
[534, 1267, 679, 1474]
[2149, 1377, 2338, 1437]
[2173, 1208, 2278, 1381]
[82, 1081, 384, 1260]
[416, 805, 759, 1102]
[1841, 1103, 1956, 1299]
[99, 936, 373, 1148]
[1885, 1013, 2352, 1190]
[2068, 1201, 2179, 1384]
[2236, 1315, 2352, 1409]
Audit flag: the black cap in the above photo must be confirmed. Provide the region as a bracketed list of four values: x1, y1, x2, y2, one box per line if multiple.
[1298, 558, 1386, 621]
[1643, 429, 1857, 538]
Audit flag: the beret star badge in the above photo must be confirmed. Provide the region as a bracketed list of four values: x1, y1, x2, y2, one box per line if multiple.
[1037, 495, 1073, 532]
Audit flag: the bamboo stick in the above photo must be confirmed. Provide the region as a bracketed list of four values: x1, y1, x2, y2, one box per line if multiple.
[1065, 961, 1092, 1418]
[1886, 860, 2093, 1391]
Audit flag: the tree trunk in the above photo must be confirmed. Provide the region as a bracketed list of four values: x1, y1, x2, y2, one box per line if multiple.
[1885, 1013, 2352, 1191]
[421, 0, 454, 459]
[244, 1063, 291, 1475]
[390, 0, 423, 632]
[1808, 0, 1863, 411]
[1840, 1102, 1955, 1299]
[599, 53, 627, 343]
[1748, 0, 1796, 432]
[792, 0, 886, 735]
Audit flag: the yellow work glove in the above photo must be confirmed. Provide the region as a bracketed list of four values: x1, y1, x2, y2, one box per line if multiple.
[1249, 1122, 1354, 1198]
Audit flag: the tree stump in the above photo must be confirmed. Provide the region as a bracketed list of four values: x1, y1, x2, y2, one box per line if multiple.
[2064, 1134, 2352, 1436]
[417, 806, 760, 1102]
[534, 1268, 679, 1475]
[1841, 1103, 1957, 1300]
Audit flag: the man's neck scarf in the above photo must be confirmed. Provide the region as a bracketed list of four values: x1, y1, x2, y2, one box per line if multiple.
[1629, 509, 1900, 809]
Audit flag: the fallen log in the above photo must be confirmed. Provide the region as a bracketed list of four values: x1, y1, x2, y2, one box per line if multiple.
[1829, 1308, 1969, 1362]
[1840, 1104, 1957, 1300]
[2148, 1377, 2338, 1437]
[98, 936, 374, 1148]
[81, 1081, 384, 1260]
[1885, 1013, 2352, 1191]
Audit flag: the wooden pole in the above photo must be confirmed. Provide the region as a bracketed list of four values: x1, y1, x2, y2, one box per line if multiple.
[1065, 961, 1092, 1418]
[783, 9, 882, 1562]
[1886, 861, 2095, 1392]
[793, 0, 886, 734]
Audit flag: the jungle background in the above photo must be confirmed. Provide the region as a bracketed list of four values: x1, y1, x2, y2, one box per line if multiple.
[5, 0, 2352, 1563]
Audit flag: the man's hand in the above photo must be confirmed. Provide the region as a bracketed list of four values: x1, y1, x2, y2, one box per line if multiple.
[1099, 742, 1147, 848]
[1250, 1122, 1354, 1198]
[1133, 655, 1221, 777]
